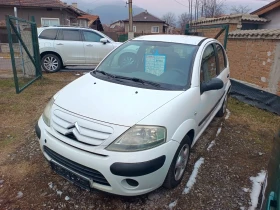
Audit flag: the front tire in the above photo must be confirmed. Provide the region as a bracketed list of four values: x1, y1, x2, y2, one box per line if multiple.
[163, 136, 191, 189]
[41, 54, 62, 73]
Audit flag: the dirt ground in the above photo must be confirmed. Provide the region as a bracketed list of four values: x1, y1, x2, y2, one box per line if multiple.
[0, 72, 279, 210]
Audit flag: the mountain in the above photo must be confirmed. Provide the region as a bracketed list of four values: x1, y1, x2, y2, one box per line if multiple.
[64, 0, 145, 24]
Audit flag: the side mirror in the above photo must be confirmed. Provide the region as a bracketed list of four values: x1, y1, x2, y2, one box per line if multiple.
[201, 78, 224, 94]
[100, 38, 108, 44]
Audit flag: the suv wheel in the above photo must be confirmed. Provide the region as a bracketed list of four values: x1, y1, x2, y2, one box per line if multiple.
[163, 136, 191, 189]
[42, 54, 62, 73]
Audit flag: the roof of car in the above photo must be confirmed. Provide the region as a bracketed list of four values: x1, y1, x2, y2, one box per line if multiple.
[133, 35, 208, 45]
[38, 26, 94, 30]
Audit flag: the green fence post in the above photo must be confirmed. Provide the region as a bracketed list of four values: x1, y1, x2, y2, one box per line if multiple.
[31, 16, 42, 77]
[6, 15, 20, 93]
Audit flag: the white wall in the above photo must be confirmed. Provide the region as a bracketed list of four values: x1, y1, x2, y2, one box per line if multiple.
[259, 8, 280, 29]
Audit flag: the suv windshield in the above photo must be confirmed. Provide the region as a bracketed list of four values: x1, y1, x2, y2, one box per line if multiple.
[92, 40, 198, 90]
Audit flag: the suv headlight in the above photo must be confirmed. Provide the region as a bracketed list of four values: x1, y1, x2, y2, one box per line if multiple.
[106, 125, 166, 152]
[42, 97, 54, 127]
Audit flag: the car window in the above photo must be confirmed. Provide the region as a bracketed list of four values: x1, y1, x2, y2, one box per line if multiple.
[95, 40, 198, 90]
[57, 29, 81, 41]
[83, 31, 103, 42]
[200, 44, 217, 83]
[215, 43, 227, 72]
[39, 29, 58, 40]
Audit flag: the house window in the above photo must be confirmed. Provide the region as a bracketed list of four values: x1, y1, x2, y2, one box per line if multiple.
[79, 19, 88, 28]
[127, 25, 136, 32]
[151, 26, 159, 33]
[41, 18, 60, 26]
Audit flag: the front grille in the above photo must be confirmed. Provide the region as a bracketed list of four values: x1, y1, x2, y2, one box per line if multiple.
[44, 146, 110, 186]
[51, 110, 113, 146]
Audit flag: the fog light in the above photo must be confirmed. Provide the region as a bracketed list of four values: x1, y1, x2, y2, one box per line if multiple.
[126, 179, 139, 187]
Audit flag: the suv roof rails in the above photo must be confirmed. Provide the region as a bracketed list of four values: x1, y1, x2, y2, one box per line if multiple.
[41, 25, 91, 29]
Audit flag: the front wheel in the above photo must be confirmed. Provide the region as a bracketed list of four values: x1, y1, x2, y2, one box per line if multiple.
[163, 136, 191, 189]
[41, 54, 62, 73]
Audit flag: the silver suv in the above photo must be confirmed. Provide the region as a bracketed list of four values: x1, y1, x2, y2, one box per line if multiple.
[37, 27, 122, 72]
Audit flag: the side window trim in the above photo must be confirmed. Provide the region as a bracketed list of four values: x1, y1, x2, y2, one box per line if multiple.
[213, 43, 220, 75]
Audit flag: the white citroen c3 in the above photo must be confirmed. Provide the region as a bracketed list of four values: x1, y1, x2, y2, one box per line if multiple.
[35, 35, 231, 196]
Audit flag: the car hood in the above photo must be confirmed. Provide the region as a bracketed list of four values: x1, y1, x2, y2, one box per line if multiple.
[54, 74, 183, 127]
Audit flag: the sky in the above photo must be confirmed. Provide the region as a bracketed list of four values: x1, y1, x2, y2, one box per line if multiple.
[65, 0, 273, 17]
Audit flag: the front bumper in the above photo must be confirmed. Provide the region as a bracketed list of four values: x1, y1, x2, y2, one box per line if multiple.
[37, 117, 179, 196]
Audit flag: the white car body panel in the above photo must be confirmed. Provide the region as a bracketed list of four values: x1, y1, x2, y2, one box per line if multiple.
[55, 74, 184, 127]
[36, 35, 231, 196]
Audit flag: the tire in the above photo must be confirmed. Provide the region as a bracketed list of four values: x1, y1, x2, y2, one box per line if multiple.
[216, 93, 228, 117]
[163, 136, 191, 189]
[41, 54, 62, 73]
[118, 52, 136, 67]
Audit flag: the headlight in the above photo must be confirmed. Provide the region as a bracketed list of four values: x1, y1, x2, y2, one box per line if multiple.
[106, 125, 166, 152]
[42, 97, 54, 127]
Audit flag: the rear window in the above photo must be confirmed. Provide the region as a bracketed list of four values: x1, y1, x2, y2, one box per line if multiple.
[39, 29, 58, 40]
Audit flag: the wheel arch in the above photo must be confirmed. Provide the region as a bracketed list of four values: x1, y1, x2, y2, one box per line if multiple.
[171, 119, 196, 146]
[40, 51, 64, 66]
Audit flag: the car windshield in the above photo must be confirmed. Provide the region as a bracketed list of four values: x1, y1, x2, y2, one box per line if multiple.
[92, 40, 198, 90]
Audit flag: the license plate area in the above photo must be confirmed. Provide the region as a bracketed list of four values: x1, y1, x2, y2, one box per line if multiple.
[50, 161, 91, 190]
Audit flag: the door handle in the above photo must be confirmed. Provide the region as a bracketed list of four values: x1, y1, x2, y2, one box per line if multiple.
[56, 43, 63, 45]
[86, 44, 93, 47]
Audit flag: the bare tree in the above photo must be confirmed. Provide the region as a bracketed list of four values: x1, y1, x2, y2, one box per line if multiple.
[178, 12, 191, 34]
[230, 5, 250, 14]
[162, 12, 177, 27]
[200, 0, 225, 18]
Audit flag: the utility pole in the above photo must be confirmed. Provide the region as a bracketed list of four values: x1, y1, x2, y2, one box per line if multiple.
[128, 0, 134, 39]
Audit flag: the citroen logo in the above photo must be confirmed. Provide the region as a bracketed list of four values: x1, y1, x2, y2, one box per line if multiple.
[74, 122, 81, 133]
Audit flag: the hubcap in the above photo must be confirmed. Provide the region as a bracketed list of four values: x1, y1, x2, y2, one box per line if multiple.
[43, 56, 58, 71]
[174, 144, 190, 181]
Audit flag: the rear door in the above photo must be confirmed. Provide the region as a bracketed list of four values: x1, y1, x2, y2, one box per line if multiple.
[54, 29, 85, 65]
[81, 30, 114, 64]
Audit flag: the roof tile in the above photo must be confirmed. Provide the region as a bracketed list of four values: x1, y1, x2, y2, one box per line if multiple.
[124, 11, 164, 23]
[0, 0, 66, 8]
[228, 29, 280, 39]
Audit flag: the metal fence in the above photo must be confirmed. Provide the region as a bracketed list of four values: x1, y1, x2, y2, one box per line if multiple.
[5, 15, 41, 93]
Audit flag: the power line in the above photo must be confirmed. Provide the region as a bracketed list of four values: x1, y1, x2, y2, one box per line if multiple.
[174, 0, 189, 8]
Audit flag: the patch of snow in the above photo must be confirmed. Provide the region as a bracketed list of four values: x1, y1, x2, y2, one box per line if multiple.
[225, 109, 231, 120]
[243, 188, 250, 192]
[169, 200, 177, 209]
[258, 152, 263, 156]
[207, 141, 215, 151]
[216, 127, 222, 137]
[57, 190, 62, 196]
[240, 207, 245, 210]
[75, 74, 80, 76]
[48, 182, 53, 189]
[249, 170, 267, 210]
[183, 157, 205, 194]
[16, 191, 23, 198]
[65, 196, 70, 201]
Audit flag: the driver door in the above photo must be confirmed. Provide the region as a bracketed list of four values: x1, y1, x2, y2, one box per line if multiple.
[82, 30, 114, 65]
[197, 43, 221, 131]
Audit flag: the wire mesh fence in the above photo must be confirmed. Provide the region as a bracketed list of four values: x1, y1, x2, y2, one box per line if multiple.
[5, 15, 41, 93]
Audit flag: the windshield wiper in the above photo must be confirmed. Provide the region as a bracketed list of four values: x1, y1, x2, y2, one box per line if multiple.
[93, 70, 116, 78]
[114, 75, 161, 87]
